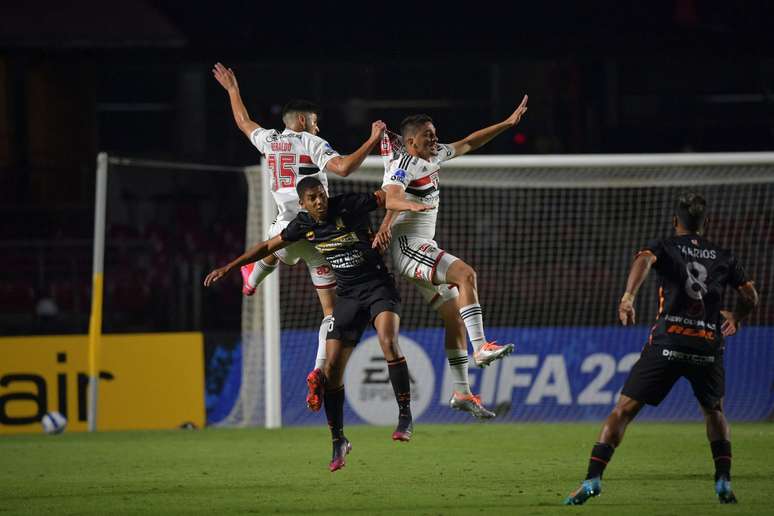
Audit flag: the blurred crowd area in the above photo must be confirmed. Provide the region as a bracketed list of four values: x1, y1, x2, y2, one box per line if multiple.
[2, 175, 773, 336]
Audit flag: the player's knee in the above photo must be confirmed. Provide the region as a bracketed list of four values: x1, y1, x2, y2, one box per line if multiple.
[456, 264, 477, 288]
[324, 361, 344, 383]
[611, 404, 638, 422]
[701, 401, 724, 416]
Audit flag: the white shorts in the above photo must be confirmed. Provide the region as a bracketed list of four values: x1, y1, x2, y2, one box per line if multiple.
[390, 235, 459, 309]
[268, 219, 336, 289]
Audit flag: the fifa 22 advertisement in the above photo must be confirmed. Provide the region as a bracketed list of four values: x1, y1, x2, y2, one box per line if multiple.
[255, 326, 773, 426]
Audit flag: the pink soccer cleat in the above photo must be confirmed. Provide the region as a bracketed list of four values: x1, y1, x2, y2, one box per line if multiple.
[240, 263, 256, 296]
[329, 437, 352, 472]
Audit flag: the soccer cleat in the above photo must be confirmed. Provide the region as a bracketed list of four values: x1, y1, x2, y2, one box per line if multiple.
[563, 477, 602, 505]
[240, 263, 256, 296]
[715, 477, 738, 504]
[392, 418, 414, 442]
[473, 341, 515, 368]
[305, 368, 324, 412]
[329, 437, 352, 472]
[449, 391, 495, 419]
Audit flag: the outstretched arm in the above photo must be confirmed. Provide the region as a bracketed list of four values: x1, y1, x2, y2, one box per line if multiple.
[720, 282, 759, 336]
[212, 62, 261, 139]
[450, 95, 528, 157]
[618, 252, 657, 326]
[203, 235, 288, 287]
[326, 121, 386, 177]
[382, 185, 434, 213]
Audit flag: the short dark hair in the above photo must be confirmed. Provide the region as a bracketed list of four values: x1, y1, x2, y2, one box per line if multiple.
[675, 192, 707, 231]
[400, 114, 434, 139]
[282, 99, 320, 119]
[296, 176, 324, 198]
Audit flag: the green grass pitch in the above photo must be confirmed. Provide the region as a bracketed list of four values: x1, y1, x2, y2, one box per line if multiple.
[1, 422, 772, 515]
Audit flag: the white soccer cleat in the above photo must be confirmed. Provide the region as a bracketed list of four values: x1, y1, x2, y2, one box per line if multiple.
[473, 341, 514, 368]
[449, 391, 495, 419]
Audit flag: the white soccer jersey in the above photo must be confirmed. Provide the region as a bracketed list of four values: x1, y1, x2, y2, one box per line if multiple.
[250, 127, 340, 221]
[381, 143, 456, 240]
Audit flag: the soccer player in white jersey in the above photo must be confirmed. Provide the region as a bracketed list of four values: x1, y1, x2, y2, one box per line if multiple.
[212, 62, 385, 411]
[377, 95, 529, 418]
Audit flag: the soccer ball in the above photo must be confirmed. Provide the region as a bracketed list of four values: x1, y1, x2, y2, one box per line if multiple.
[41, 411, 67, 435]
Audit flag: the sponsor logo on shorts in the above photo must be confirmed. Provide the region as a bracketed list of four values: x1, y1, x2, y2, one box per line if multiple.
[414, 268, 424, 280]
[418, 243, 437, 253]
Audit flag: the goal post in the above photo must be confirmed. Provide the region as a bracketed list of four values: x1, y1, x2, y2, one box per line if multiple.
[87, 154, 280, 431]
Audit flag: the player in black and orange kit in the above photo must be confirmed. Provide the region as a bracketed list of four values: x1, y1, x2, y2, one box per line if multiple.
[564, 193, 759, 505]
[204, 177, 431, 472]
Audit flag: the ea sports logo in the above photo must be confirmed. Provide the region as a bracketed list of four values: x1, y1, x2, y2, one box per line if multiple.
[344, 336, 434, 425]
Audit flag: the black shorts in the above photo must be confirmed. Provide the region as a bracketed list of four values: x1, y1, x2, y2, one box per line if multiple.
[621, 344, 725, 409]
[327, 281, 401, 346]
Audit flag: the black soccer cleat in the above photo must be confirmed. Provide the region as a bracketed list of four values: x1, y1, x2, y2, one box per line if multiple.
[329, 436, 352, 472]
[392, 418, 413, 442]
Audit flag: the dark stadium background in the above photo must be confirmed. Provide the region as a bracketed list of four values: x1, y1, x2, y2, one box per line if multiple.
[1, 0, 773, 337]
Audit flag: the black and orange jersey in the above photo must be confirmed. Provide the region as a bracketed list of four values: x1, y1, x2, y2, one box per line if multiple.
[640, 233, 748, 355]
[281, 193, 392, 292]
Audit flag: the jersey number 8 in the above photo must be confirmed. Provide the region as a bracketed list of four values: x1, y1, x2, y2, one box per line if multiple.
[684, 261, 708, 300]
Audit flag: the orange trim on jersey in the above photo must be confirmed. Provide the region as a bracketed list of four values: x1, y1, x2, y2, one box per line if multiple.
[657, 286, 664, 316]
[409, 175, 433, 187]
[299, 155, 313, 164]
[647, 287, 665, 347]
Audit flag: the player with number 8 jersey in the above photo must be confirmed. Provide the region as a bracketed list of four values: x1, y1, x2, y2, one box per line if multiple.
[564, 193, 760, 506]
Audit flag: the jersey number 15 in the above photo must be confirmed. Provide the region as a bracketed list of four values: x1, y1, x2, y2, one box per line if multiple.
[268, 154, 296, 190]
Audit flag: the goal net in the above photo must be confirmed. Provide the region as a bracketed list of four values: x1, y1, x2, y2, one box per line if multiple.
[91, 152, 774, 430]
[273, 153, 774, 426]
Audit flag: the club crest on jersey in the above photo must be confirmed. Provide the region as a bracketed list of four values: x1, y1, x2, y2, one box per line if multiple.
[335, 217, 345, 230]
[691, 239, 698, 245]
[391, 169, 408, 184]
[306, 230, 315, 241]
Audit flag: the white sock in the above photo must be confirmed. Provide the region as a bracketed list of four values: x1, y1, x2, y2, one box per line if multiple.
[247, 258, 277, 287]
[459, 303, 486, 352]
[446, 349, 471, 395]
[315, 315, 333, 370]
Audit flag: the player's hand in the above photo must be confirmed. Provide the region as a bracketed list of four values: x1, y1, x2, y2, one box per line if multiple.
[372, 226, 392, 253]
[213, 62, 238, 93]
[370, 120, 386, 141]
[505, 95, 529, 127]
[720, 310, 739, 337]
[618, 293, 635, 326]
[203, 266, 231, 287]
